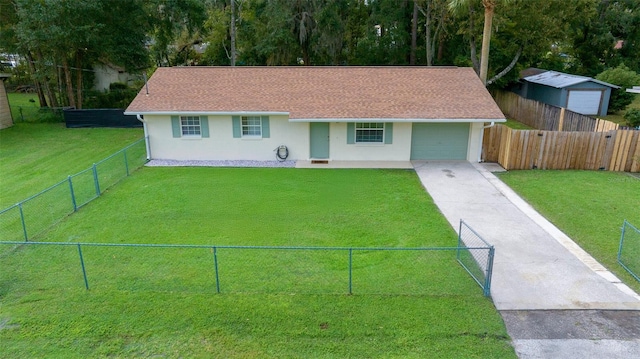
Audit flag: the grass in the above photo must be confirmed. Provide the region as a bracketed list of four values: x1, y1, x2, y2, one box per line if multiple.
[497, 170, 640, 293]
[0, 123, 143, 208]
[603, 93, 640, 125]
[0, 167, 516, 358]
[503, 118, 534, 130]
[6, 92, 61, 123]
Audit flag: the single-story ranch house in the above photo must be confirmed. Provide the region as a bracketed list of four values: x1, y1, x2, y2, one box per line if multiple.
[124, 66, 506, 165]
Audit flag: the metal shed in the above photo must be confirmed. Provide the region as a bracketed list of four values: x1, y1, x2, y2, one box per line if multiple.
[516, 70, 619, 116]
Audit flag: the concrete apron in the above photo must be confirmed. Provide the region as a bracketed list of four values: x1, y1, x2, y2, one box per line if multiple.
[411, 161, 640, 311]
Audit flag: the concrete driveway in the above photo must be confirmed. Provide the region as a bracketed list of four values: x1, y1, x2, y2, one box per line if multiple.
[412, 161, 640, 358]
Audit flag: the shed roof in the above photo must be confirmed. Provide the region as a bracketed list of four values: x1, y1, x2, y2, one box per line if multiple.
[523, 70, 619, 89]
[125, 66, 505, 121]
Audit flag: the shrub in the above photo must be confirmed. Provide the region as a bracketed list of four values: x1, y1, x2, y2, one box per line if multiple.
[624, 108, 640, 128]
[83, 82, 139, 109]
[595, 64, 640, 113]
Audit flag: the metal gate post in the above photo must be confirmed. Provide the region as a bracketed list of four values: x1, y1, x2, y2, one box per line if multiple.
[213, 246, 220, 293]
[124, 151, 130, 176]
[457, 220, 463, 260]
[617, 220, 627, 262]
[68, 176, 78, 212]
[348, 248, 353, 295]
[77, 243, 89, 290]
[92, 164, 101, 196]
[484, 246, 495, 297]
[18, 202, 28, 241]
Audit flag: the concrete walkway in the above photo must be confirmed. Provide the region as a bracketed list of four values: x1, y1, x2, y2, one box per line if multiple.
[412, 161, 640, 358]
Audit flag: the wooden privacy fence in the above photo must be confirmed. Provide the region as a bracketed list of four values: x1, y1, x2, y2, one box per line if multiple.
[493, 90, 621, 132]
[483, 125, 640, 172]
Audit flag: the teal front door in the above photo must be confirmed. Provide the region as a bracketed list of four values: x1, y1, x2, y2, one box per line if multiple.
[310, 122, 330, 159]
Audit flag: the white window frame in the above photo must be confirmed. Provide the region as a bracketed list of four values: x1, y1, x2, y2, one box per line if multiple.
[355, 122, 384, 143]
[180, 116, 201, 137]
[241, 116, 262, 138]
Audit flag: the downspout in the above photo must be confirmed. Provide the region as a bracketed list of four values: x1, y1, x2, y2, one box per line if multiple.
[137, 114, 151, 160]
[478, 121, 495, 162]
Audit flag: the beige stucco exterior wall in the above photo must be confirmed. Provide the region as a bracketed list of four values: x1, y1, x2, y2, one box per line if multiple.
[327, 122, 412, 161]
[0, 78, 13, 130]
[144, 114, 484, 162]
[144, 114, 309, 161]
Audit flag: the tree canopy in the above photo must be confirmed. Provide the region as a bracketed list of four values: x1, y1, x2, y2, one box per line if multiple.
[1, 0, 638, 109]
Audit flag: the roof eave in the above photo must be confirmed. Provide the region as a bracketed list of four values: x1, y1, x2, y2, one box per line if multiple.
[124, 110, 290, 116]
[123, 111, 506, 123]
[524, 74, 620, 89]
[288, 118, 506, 123]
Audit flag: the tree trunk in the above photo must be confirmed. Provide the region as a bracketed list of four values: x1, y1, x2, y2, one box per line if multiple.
[57, 65, 64, 107]
[479, 1, 495, 85]
[35, 50, 58, 108]
[230, 0, 237, 66]
[410, 0, 418, 65]
[468, 3, 480, 74]
[62, 57, 76, 108]
[420, 0, 447, 65]
[437, 35, 444, 61]
[25, 51, 47, 107]
[425, 1, 432, 65]
[75, 52, 83, 109]
[470, 38, 479, 72]
[302, 46, 311, 66]
[487, 46, 522, 85]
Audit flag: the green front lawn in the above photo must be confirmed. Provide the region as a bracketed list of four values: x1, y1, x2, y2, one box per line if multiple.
[497, 170, 640, 293]
[0, 167, 515, 358]
[0, 123, 143, 208]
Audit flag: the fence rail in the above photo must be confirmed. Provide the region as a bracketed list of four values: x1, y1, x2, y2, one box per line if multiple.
[493, 90, 623, 132]
[0, 138, 148, 243]
[618, 220, 640, 283]
[482, 125, 640, 172]
[0, 221, 495, 297]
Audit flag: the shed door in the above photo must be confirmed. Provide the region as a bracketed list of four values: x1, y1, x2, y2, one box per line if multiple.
[410, 123, 469, 160]
[566, 90, 603, 115]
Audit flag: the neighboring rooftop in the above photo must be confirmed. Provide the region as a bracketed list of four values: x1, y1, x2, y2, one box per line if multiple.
[523, 70, 619, 89]
[126, 66, 505, 120]
[627, 86, 640, 94]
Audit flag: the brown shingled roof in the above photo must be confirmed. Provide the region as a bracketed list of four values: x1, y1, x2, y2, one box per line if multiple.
[125, 66, 505, 120]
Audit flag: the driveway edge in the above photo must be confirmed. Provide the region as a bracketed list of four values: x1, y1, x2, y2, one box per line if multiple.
[471, 162, 640, 301]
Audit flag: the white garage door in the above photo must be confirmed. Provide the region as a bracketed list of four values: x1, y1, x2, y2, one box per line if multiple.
[566, 90, 602, 115]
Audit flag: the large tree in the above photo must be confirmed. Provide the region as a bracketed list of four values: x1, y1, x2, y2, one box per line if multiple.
[146, 0, 207, 67]
[11, 0, 150, 108]
[568, 0, 640, 76]
[448, 0, 512, 84]
[448, 0, 584, 86]
[418, 0, 451, 66]
[485, 0, 580, 85]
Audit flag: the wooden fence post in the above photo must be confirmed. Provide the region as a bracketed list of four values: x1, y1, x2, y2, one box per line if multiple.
[631, 134, 640, 172]
[558, 108, 565, 132]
